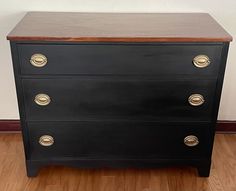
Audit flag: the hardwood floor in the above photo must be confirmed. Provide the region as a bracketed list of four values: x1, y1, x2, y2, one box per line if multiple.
[0, 133, 235, 191]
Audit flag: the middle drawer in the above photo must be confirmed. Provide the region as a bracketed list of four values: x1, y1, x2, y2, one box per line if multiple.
[22, 78, 216, 122]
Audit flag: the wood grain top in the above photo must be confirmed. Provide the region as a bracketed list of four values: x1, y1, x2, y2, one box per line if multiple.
[7, 12, 232, 42]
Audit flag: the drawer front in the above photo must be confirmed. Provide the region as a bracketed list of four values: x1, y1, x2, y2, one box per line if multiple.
[18, 44, 222, 76]
[28, 121, 211, 160]
[22, 78, 216, 122]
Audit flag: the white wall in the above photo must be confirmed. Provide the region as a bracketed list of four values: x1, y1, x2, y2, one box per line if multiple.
[0, 0, 236, 120]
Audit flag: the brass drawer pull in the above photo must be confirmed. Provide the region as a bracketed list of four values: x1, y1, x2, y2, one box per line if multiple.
[184, 135, 199, 147]
[39, 135, 54, 146]
[193, 55, 210, 68]
[30, 54, 47, 67]
[34, 94, 51, 106]
[188, 94, 205, 106]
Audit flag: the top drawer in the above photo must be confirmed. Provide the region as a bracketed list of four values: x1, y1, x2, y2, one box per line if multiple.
[17, 43, 223, 76]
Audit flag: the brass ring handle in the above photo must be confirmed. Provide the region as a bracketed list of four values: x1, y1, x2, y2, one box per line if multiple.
[184, 135, 199, 147]
[34, 94, 51, 106]
[193, 55, 210, 68]
[39, 135, 54, 146]
[188, 94, 205, 106]
[30, 54, 47, 67]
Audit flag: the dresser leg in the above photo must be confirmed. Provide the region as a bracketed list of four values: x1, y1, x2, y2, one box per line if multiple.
[197, 161, 211, 177]
[26, 161, 40, 177]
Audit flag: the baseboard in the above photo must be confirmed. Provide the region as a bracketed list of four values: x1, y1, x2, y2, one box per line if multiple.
[216, 120, 236, 133]
[0, 120, 21, 131]
[0, 120, 236, 133]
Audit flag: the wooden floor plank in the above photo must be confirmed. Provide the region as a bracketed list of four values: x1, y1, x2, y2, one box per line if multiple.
[0, 133, 235, 191]
[212, 135, 236, 191]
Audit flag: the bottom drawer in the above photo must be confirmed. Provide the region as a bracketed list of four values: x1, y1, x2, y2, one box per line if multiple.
[27, 121, 212, 160]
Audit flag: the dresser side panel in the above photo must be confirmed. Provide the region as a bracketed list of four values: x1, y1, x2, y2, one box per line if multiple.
[9, 42, 30, 160]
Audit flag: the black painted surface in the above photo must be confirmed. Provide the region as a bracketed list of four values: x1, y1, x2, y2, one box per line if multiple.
[28, 121, 211, 160]
[22, 78, 216, 122]
[9, 42, 230, 177]
[18, 43, 222, 76]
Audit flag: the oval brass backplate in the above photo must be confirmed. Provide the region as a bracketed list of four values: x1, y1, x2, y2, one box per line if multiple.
[193, 55, 210, 68]
[184, 135, 199, 147]
[34, 94, 51, 106]
[188, 94, 205, 106]
[30, 54, 47, 67]
[39, 135, 54, 146]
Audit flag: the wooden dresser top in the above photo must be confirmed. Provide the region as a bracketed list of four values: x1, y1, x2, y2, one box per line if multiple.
[7, 12, 232, 42]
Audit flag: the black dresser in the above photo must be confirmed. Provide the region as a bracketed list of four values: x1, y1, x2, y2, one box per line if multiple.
[7, 12, 232, 177]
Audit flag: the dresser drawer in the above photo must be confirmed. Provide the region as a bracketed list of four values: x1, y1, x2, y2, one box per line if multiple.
[27, 121, 211, 160]
[18, 43, 222, 76]
[22, 78, 216, 122]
